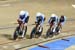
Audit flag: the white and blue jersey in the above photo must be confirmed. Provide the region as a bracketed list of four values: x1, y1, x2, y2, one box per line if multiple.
[35, 14, 45, 26]
[48, 16, 58, 26]
[59, 16, 66, 26]
[19, 14, 29, 24]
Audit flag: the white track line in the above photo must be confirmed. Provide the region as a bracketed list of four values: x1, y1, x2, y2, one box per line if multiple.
[13, 44, 21, 49]
[0, 4, 11, 7]
[3, 46, 8, 49]
[72, 4, 75, 8]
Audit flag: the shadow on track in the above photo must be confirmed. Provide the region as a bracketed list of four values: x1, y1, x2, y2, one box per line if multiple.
[0, 34, 13, 40]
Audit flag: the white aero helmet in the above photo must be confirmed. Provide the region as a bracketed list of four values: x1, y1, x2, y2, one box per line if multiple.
[51, 14, 56, 17]
[20, 10, 25, 15]
[36, 12, 42, 16]
[25, 11, 29, 16]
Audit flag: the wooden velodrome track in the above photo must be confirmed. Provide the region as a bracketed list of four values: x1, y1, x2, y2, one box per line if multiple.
[0, 0, 75, 50]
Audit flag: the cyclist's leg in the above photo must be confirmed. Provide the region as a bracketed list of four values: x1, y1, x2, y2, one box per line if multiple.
[57, 22, 62, 33]
[22, 17, 29, 38]
[39, 22, 43, 32]
[21, 23, 25, 37]
[59, 22, 64, 33]
[17, 19, 23, 31]
[52, 22, 57, 33]
[61, 22, 64, 29]
[49, 23, 53, 32]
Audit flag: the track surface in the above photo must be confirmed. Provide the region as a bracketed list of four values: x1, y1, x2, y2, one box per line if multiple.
[0, 0, 75, 50]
